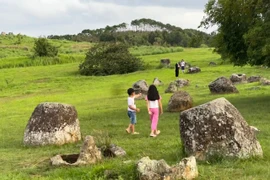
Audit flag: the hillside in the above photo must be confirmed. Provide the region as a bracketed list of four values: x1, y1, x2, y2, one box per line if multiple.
[1, 45, 270, 179]
[48, 18, 213, 47]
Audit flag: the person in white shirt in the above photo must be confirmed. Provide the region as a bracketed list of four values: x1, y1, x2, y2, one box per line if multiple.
[145, 85, 163, 137]
[126, 88, 141, 134]
[180, 59, 186, 73]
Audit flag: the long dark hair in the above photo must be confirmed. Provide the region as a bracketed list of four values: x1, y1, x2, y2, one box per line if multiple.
[147, 85, 160, 101]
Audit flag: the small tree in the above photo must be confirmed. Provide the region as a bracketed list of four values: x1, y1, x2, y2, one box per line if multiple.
[79, 43, 144, 76]
[33, 38, 58, 57]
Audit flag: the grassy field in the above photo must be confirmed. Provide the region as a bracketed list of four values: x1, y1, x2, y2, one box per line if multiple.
[0, 47, 270, 179]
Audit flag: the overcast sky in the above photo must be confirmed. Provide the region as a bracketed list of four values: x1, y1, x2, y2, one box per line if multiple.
[0, 0, 212, 37]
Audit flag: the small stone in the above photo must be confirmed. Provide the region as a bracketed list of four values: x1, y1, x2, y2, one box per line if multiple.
[153, 77, 163, 86]
[230, 73, 247, 84]
[247, 76, 261, 83]
[188, 67, 201, 74]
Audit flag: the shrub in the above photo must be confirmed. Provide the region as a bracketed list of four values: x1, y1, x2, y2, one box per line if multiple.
[79, 43, 144, 76]
[33, 38, 58, 57]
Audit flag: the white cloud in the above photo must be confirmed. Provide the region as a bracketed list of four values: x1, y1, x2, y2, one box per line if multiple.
[0, 0, 213, 37]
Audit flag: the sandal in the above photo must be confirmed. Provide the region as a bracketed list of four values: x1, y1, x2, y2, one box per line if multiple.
[150, 133, 156, 137]
[132, 132, 140, 135]
[126, 128, 130, 134]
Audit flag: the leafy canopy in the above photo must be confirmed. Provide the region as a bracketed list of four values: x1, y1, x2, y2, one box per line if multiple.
[79, 43, 144, 76]
[201, 0, 270, 66]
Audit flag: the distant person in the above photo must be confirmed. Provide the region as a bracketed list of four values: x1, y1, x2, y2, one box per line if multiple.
[180, 59, 186, 73]
[145, 85, 163, 137]
[175, 62, 180, 77]
[126, 88, 141, 135]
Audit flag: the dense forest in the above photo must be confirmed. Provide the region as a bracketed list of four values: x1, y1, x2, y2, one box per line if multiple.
[48, 18, 213, 48]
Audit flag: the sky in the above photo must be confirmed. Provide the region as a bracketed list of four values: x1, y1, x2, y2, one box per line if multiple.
[0, 0, 213, 37]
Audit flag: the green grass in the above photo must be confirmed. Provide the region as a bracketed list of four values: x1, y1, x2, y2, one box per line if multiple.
[0, 48, 270, 179]
[129, 45, 184, 56]
[0, 35, 90, 69]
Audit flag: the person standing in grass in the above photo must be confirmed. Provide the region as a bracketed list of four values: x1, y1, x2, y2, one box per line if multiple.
[145, 85, 163, 137]
[175, 62, 180, 77]
[126, 88, 141, 135]
[180, 59, 186, 73]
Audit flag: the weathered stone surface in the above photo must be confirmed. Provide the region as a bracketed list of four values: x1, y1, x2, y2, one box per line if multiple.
[74, 135, 102, 165]
[137, 156, 199, 180]
[160, 59, 171, 67]
[180, 98, 263, 161]
[230, 73, 247, 84]
[133, 80, 149, 99]
[165, 79, 189, 93]
[109, 144, 126, 157]
[175, 79, 189, 88]
[261, 78, 270, 85]
[165, 82, 178, 93]
[51, 135, 102, 166]
[167, 91, 193, 112]
[166, 156, 198, 180]
[24, 102, 81, 146]
[209, 77, 239, 94]
[51, 155, 70, 166]
[188, 67, 201, 74]
[247, 76, 261, 83]
[137, 156, 171, 180]
[153, 78, 163, 86]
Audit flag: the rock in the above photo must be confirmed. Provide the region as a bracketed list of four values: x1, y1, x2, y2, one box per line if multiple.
[230, 73, 247, 84]
[167, 91, 193, 112]
[250, 126, 260, 135]
[108, 144, 126, 157]
[260, 78, 270, 85]
[133, 80, 149, 99]
[160, 59, 171, 67]
[166, 156, 198, 180]
[175, 79, 189, 88]
[51, 155, 70, 166]
[74, 136, 102, 165]
[209, 77, 239, 94]
[51, 135, 102, 166]
[23, 102, 81, 146]
[137, 156, 199, 180]
[180, 98, 263, 161]
[153, 78, 163, 86]
[209, 62, 217, 66]
[165, 79, 189, 93]
[137, 156, 171, 180]
[247, 76, 261, 83]
[165, 82, 178, 93]
[188, 67, 201, 74]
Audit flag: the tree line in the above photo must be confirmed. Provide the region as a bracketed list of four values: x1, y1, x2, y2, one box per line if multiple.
[48, 18, 213, 48]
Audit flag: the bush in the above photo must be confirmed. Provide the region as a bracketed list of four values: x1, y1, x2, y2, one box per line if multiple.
[33, 38, 58, 57]
[79, 43, 144, 76]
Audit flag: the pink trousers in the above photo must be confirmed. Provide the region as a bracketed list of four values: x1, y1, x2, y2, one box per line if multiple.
[149, 108, 159, 130]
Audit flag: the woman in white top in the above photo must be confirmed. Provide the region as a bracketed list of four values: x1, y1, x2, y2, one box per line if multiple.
[145, 85, 163, 137]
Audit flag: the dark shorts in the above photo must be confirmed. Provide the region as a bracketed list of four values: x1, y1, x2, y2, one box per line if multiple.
[127, 111, 137, 124]
[181, 66, 185, 70]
